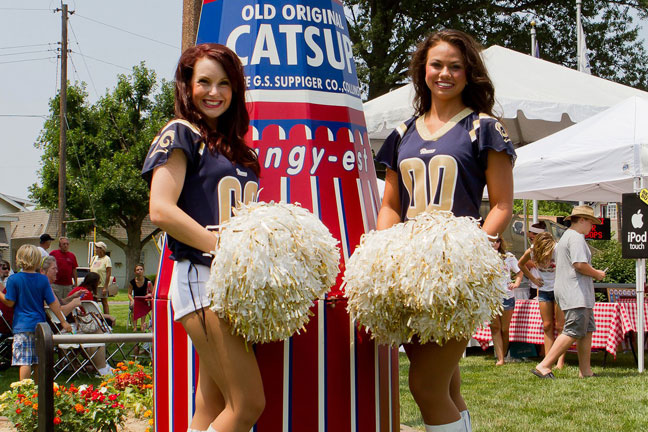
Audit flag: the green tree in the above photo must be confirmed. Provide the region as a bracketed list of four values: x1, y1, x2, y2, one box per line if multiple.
[31, 64, 174, 281]
[512, 199, 573, 216]
[345, 0, 648, 99]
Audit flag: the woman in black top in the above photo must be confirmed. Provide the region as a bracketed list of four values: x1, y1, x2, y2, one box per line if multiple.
[128, 263, 152, 331]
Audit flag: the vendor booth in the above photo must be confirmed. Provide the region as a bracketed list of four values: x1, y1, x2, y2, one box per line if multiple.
[512, 96, 648, 371]
[363, 45, 648, 151]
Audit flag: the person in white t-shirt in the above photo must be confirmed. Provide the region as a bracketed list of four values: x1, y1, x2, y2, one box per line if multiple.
[90, 241, 112, 314]
[519, 232, 565, 368]
[533, 206, 606, 379]
[490, 236, 523, 365]
[37, 233, 54, 259]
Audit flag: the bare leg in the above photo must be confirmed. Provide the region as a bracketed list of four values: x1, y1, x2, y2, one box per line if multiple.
[181, 308, 265, 432]
[449, 366, 467, 412]
[538, 300, 555, 363]
[490, 315, 504, 365]
[577, 332, 594, 377]
[101, 297, 110, 314]
[404, 338, 468, 425]
[19, 365, 32, 380]
[554, 304, 566, 369]
[190, 370, 226, 430]
[536, 333, 576, 375]
[500, 309, 513, 362]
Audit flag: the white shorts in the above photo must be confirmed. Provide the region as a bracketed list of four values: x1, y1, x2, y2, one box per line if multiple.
[169, 260, 211, 321]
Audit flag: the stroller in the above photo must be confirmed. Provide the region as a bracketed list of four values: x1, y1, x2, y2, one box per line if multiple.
[0, 302, 13, 371]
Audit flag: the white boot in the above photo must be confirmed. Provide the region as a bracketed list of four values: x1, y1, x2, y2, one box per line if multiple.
[460, 410, 472, 432]
[425, 417, 465, 432]
[186, 429, 204, 432]
[206, 426, 219, 432]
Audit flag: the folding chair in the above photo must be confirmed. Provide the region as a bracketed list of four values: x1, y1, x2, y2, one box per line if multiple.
[45, 308, 105, 383]
[0, 309, 13, 371]
[80, 300, 128, 363]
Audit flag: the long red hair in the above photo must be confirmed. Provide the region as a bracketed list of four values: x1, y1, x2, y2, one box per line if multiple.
[174, 43, 260, 176]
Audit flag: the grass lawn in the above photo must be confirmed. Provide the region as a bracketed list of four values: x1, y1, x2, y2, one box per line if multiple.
[400, 349, 648, 431]
[3, 304, 646, 432]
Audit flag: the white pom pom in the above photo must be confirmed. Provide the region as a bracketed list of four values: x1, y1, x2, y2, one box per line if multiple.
[207, 202, 340, 343]
[344, 211, 507, 346]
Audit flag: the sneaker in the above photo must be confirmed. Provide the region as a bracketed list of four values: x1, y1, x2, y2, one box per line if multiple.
[96, 365, 114, 376]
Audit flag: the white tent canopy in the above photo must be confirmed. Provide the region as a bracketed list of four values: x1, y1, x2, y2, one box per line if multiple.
[364, 45, 648, 148]
[513, 96, 648, 201]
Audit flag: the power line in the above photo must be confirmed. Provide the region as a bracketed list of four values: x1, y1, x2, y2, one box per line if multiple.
[0, 114, 48, 118]
[64, 114, 98, 224]
[0, 43, 56, 50]
[0, 7, 52, 11]
[0, 57, 57, 65]
[0, 49, 57, 57]
[74, 13, 179, 49]
[54, 49, 60, 96]
[68, 19, 98, 97]
[69, 50, 130, 71]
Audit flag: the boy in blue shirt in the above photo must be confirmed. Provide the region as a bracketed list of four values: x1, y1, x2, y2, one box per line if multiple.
[0, 244, 71, 379]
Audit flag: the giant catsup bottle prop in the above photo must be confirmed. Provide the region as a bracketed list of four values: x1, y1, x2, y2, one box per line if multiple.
[153, 1, 399, 431]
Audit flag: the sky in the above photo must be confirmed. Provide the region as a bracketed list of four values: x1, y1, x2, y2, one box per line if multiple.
[0, 1, 646, 201]
[0, 0, 182, 200]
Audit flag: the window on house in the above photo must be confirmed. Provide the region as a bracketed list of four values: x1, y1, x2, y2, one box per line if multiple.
[606, 203, 617, 219]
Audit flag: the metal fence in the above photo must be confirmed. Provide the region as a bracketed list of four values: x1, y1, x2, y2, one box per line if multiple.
[34, 322, 152, 432]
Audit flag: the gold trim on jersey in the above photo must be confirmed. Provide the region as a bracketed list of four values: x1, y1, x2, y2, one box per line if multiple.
[166, 118, 201, 135]
[396, 121, 409, 138]
[148, 119, 203, 159]
[415, 107, 473, 141]
[468, 114, 511, 143]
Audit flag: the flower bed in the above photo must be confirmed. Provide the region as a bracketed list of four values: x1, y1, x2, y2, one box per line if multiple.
[0, 361, 154, 432]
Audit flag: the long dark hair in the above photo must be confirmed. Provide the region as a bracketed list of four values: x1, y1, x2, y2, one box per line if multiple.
[80, 272, 101, 294]
[410, 29, 495, 117]
[174, 43, 260, 176]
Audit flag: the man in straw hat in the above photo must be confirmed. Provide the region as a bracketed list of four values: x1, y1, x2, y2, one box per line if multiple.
[532, 205, 606, 379]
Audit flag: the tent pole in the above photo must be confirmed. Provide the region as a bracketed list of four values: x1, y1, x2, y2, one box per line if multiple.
[532, 200, 539, 223]
[523, 199, 528, 251]
[636, 176, 645, 372]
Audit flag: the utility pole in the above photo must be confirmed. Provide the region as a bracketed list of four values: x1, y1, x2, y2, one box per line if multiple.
[58, 3, 69, 237]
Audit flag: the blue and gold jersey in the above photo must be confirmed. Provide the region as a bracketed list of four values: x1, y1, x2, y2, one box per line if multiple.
[376, 108, 515, 222]
[142, 120, 259, 266]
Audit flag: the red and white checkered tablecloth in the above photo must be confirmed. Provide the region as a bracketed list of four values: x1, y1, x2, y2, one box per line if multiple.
[472, 300, 636, 357]
[617, 301, 648, 333]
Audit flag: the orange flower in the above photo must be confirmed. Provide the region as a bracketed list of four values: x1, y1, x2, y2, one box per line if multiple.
[33, 403, 38, 411]
[56, 409, 62, 416]
[74, 403, 85, 413]
[23, 400, 32, 406]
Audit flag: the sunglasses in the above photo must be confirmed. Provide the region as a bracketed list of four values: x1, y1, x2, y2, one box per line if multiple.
[1, 267, 8, 270]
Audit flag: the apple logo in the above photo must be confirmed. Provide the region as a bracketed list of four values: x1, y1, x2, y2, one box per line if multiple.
[632, 209, 644, 229]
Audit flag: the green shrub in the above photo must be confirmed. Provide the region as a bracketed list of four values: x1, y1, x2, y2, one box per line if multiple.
[589, 239, 646, 283]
